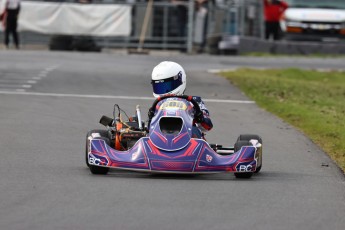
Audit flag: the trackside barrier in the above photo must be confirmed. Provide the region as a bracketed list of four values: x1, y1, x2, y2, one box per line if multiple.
[0, 0, 265, 54]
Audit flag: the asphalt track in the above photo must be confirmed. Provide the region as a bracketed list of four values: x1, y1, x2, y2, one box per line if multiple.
[0, 51, 344, 230]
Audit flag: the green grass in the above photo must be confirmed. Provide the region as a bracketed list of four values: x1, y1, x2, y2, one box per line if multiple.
[220, 68, 345, 172]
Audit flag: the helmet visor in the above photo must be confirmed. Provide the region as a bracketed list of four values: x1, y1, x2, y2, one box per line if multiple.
[151, 72, 183, 95]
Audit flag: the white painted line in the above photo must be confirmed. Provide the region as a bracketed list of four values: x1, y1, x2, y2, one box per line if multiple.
[0, 88, 26, 92]
[0, 84, 29, 88]
[208, 67, 269, 74]
[22, 85, 32, 88]
[203, 98, 254, 104]
[208, 67, 344, 74]
[0, 91, 255, 104]
[32, 77, 42, 80]
[0, 79, 32, 83]
[27, 80, 37, 84]
[46, 65, 59, 71]
[1, 76, 32, 80]
[208, 68, 237, 74]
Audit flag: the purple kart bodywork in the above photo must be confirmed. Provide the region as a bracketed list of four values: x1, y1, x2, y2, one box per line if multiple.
[88, 98, 258, 174]
[89, 138, 257, 173]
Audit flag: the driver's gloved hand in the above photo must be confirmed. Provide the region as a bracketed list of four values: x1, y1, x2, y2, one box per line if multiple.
[195, 111, 204, 123]
[148, 109, 155, 119]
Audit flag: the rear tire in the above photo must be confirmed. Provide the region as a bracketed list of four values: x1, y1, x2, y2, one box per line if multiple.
[237, 134, 262, 143]
[85, 129, 110, 175]
[234, 140, 253, 179]
[237, 134, 262, 173]
[234, 171, 253, 179]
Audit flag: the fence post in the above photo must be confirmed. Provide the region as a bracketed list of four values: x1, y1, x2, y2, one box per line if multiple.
[258, 0, 265, 39]
[163, 4, 169, 50]
[187, 0, 194, 54]
[240, 0, 246, 36]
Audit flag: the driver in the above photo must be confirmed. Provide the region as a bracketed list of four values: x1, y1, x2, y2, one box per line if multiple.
[150, 61, 213, 138]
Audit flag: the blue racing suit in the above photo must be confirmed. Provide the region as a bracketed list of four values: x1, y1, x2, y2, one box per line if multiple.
[191, 96, 213, 132]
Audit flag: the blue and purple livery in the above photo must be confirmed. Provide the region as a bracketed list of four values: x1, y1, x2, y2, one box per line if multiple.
[87, 95, 261, 177]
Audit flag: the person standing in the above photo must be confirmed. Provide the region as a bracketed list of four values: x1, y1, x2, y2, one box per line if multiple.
[194, 0, 209, 53]
[171, 0, 188, 39]
[264, 0, 288, 40]
[3, 0, 21, 49]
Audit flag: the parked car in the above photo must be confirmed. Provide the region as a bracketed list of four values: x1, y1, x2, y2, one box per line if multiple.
[281, 0, 345, 41]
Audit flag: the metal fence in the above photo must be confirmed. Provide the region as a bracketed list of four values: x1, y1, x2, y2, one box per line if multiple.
[0, 0, 264, 53]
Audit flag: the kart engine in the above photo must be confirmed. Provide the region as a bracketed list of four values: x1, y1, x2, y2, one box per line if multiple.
[100, 104, 147, 150]
[114, 121, 146, 150]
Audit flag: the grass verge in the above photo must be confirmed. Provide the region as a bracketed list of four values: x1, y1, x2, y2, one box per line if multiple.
[220, 68, 345, 172]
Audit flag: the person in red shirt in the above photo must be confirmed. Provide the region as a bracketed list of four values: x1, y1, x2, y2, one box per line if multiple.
[264, 0, 288, 40]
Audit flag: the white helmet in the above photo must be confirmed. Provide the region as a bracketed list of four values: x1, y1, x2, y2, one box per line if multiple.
[151, 61, 187, 98]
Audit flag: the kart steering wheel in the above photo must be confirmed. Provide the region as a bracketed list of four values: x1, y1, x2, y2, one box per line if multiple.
[147, 94, 202, 124]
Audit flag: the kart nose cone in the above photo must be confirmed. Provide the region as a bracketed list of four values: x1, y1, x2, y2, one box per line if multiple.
[149, 117, 191, 151]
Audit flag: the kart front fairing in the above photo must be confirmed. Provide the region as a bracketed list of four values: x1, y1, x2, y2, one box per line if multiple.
[88, 98, 258, 173]
[148, 98, 195, 151]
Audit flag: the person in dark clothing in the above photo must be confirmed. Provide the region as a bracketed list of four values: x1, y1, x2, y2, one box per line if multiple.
[3, 0, 21, 49]
[171, 0, 188, 38]
[264, 0, 288, 40]
[194, 0, 209, 53]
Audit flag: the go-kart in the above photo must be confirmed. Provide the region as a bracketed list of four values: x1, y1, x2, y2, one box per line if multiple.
[86, 95, 262, 178]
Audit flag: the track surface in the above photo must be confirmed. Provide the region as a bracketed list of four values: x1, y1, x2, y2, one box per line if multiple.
[0, 51, 344, 230]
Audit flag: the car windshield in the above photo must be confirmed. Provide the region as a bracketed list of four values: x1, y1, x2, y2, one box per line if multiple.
[286, 0, 345, 9]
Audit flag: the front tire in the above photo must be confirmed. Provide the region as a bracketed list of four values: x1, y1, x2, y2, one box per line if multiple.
[85, 129, 110, 175]
[237, 134, 262, 173]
